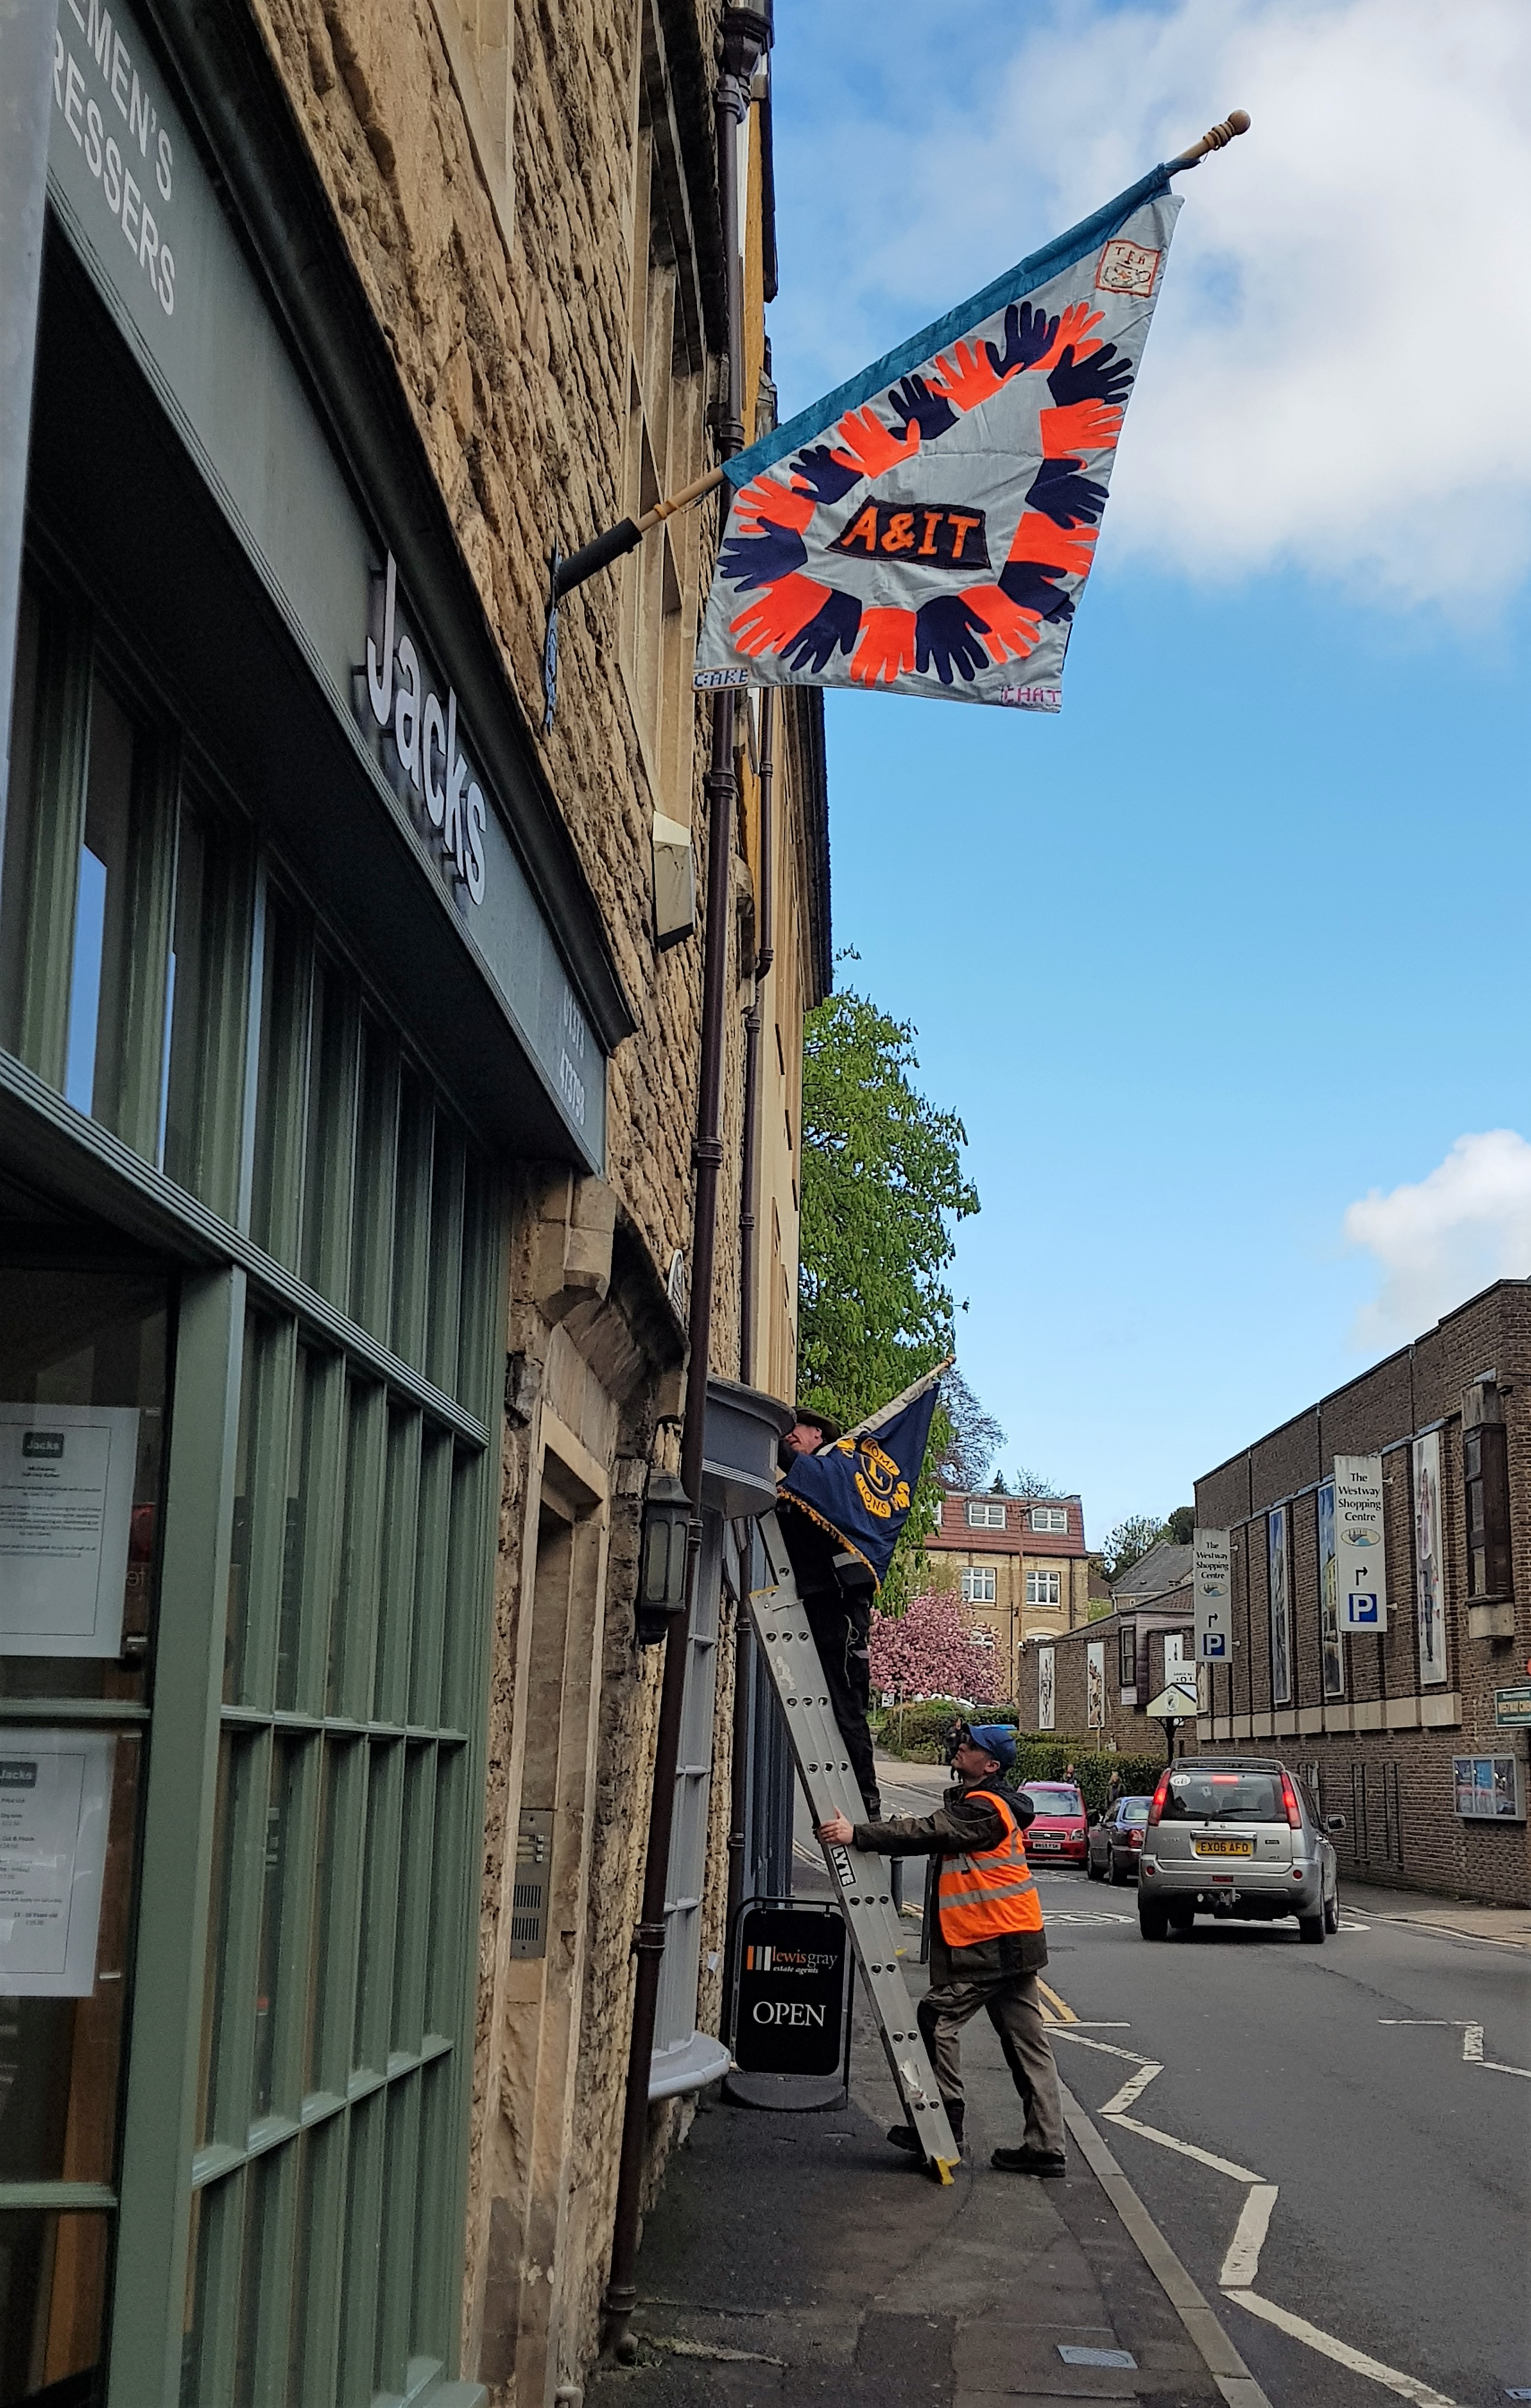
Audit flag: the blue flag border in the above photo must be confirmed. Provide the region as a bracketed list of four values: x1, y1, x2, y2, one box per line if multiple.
[723, 162, 1174, 492]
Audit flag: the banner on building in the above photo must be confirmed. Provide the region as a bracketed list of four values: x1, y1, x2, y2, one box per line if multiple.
[1266, 1506, 1292, 1708]
[1085, 1639, 1106, 1730]
[694, 173, 1182, 712]
[1334, 1454, 1389, 1633]
[1317, 1481, 1346, 1700]
[1192, 1525, 1231, 1663]
[1037, 1644, 1056, 1731]
[1412, 1433, 1447, 1685]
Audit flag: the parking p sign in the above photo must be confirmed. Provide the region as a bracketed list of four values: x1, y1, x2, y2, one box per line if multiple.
[1334, 1454, 1389, 1633]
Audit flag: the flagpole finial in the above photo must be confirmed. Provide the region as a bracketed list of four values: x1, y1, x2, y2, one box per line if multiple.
[1170, 109, 1251, 171]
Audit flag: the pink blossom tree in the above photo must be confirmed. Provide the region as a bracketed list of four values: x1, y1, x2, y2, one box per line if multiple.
[869, 1589, 999, 1704]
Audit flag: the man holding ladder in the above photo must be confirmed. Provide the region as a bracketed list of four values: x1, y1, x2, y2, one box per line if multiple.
[819, 1718, 1066, 2176]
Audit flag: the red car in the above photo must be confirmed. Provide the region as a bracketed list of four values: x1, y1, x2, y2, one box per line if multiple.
[1020, 1780, 1088, 1866]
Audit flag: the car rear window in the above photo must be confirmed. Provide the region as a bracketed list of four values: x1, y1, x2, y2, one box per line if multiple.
[1024, 1784, 1082, 1815]
[1162, 1770, 1282, 1823]
[1119, 1801, 1150, 1825]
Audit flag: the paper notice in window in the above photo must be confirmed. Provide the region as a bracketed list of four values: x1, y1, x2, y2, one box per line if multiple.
[0, 1731, 115, 1994]
[0, 1404, 140, 1656]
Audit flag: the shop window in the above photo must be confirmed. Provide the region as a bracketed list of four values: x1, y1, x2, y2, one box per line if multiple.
[0, 574, 251, 1202]
[188, 1286, 492, 2400]
[960, 1565, 996, 1604]
[0, 1255, 169, 2396]
[1026, 1570, 1062, 1608]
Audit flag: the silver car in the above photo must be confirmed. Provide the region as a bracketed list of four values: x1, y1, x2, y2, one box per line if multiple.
[1137, 1756, 1345, 1945]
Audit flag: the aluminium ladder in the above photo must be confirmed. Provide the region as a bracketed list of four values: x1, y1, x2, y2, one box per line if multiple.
[747, 1509, 961, 2183]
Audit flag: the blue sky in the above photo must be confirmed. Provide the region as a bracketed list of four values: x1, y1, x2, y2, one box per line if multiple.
[766, 0, 1531, 1538]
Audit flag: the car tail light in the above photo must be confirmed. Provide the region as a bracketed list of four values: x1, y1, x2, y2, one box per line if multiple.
[1280, 1772, 1302, 1830]
[1147, 1770, 1171, 1827]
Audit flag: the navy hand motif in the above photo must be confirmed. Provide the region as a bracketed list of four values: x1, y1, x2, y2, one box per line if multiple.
[1026, 456, 1110, 529]
[781, 588, 861, 674]
[984, 300, 1061, 380]
[719, 522, 808, 594]
[915, 594, 989, 685]
[886, 374, 958, 443]
[789, 446, 864, 506]
[1047, 342, 1134, 410]
[998, 559, 1076, 623]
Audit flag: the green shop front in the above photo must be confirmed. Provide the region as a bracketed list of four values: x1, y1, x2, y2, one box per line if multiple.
[0, 5, 629, 2399]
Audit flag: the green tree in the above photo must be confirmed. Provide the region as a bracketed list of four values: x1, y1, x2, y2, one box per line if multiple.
[797, 984, 979, 1601]
[1163, 1506, 1195, 1546]
[1100, 1515, 1167, 1584]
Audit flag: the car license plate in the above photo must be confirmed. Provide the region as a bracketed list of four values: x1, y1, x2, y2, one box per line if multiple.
[1193, 1837, 1253, 1856]
[1031, 1837, 1059, 1848]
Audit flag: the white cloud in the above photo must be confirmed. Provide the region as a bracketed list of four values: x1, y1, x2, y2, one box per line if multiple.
[772, 0, 1531, 610]
[1343, 1131, 1531, 1347]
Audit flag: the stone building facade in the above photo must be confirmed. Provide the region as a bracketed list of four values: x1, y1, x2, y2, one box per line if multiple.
[926, 1489, 1093, 1694]
[0, 2, 827, 2404]
[1191, 1282, 1531, 1908]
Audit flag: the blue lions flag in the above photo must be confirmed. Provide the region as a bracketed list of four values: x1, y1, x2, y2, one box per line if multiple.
[783, 1383, 941, 1590]
[695, 165, 1180, 713]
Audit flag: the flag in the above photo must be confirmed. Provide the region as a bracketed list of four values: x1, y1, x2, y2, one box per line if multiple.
[694, 166, 1180, 713]
[782, 1381, 941, 1590]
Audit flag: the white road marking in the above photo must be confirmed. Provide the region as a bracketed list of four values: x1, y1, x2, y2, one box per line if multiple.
[1103, 2111, 1263, 2185]
[1101, 2062, 1162, 2115]
[1218, 2185, 1279, 2288]
[1048, 1910, 1135, 1924]
[1048, 2032, 1156, 2068]
[1378, 2017, 1530, 2078]
[1224, 2289, 1459, 2407]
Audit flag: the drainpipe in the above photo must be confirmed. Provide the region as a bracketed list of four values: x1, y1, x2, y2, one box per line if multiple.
[737, 682, 775, 1384]
[603, 6, 770, 2362]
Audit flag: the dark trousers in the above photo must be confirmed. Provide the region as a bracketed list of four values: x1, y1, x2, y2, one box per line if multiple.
[916, 1970, 1064, 2154]
[803, 1591, 880, 1816]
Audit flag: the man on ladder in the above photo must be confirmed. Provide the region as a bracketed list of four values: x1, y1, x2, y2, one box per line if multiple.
[777, 1405, 882, 1817]
[818, 1718, 1067, 2176]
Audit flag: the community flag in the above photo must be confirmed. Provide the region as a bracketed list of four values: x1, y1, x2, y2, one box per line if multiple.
[782, 1379, 940, 1590]
[694, 166, 1181, 712]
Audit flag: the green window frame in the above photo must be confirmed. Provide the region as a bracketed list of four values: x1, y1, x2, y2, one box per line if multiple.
[1, 555, 503, 2406]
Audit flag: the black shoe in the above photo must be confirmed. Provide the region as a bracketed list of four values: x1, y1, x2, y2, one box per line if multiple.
[992, 2146, 1066, 2178]
[887, 2124, 921, 2154]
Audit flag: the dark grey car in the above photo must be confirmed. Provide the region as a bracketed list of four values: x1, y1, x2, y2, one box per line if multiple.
[1137, 1757, 1345, 1943]
[1085, 1796, 1152, 1884]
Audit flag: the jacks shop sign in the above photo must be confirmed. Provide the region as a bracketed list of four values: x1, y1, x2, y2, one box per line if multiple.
[361, 555, 489, 908]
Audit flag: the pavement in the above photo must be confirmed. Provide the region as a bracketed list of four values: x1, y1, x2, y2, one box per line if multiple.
[587, 1753, 1530, 2408]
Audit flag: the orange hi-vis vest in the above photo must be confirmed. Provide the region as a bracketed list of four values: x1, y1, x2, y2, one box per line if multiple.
[937, 1788, 1044, 1946]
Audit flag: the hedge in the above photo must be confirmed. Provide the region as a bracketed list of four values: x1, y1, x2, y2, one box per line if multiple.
[872, 1703, 1165, 1817]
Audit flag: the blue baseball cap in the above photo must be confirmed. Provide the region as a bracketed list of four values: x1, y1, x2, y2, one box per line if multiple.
[963, 1721, 1017, 1770]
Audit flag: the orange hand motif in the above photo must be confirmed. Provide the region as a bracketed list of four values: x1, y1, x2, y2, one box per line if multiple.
[729, 574, 831, 659]
[1006, 513, 1099, 578]
[1039, 398, 1124, 458]
[849, 607, 918, 686]
[828, 406, 921, 481]
[734, 474, 816, 537]
[927, 340, 1007, 414]
[1033, 301, 1105, 373]
[961, 586, 1042, 666]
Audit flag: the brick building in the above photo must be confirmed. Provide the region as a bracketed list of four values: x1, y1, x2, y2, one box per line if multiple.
[1191, 1283, 1531, 1908]
[0, 2, 827, 2401]
[927, 1488, 1093, 1694]
[1017, 1581, 1198, 1761]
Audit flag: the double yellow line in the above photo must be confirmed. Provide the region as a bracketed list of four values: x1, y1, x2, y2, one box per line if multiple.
[1038, 1979, 1078, 2025]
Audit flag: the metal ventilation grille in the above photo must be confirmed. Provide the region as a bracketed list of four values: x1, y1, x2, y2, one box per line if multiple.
[510, 1808, 554, 1958]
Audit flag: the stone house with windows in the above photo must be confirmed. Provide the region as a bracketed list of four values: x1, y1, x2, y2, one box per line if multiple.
[926, 1489, 1093, 1693]
[1189, 1281, 1531, 1909]
[0, 3, 827, 2404]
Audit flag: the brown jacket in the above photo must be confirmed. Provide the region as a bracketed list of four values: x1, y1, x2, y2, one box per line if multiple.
[852, 1778, 1048, 1982]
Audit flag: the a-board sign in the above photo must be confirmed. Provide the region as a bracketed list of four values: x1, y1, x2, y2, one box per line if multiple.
[731, 1904, 848, 2077]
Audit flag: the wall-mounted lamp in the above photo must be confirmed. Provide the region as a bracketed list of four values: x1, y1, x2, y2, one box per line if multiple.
[636, 1474, 692, 1645]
